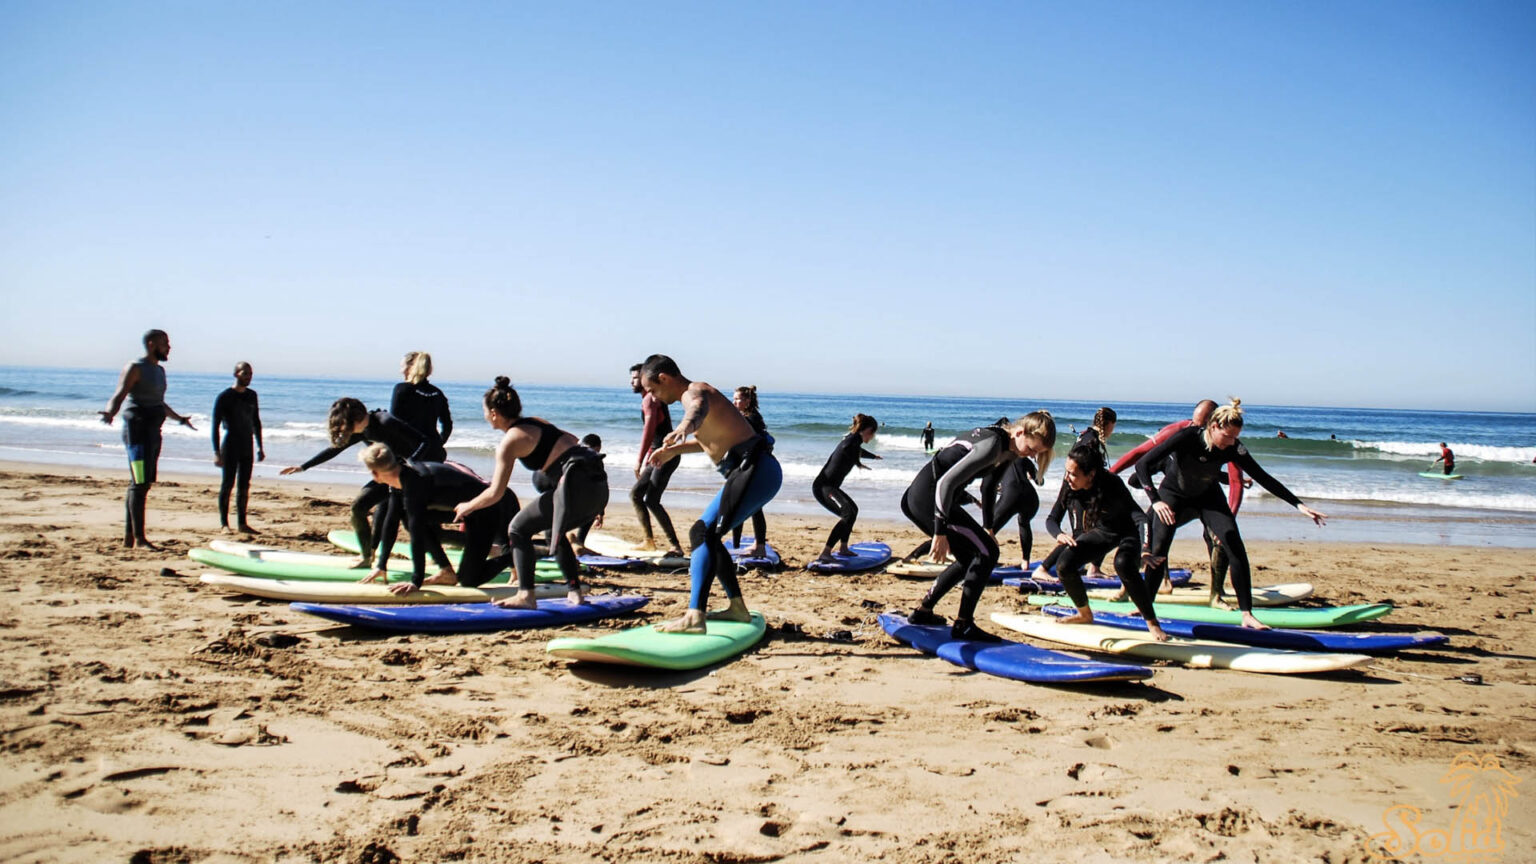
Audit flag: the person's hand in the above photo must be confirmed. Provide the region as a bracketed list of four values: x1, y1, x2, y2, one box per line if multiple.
[280, 466, 303, 476]
[358, 569, 389, 584]
[1152, 501, 1175, 525]
[179, 416, 196, 430]
[929, 535, 949, 563]
[1055, 532, 1076, 547]
[98, 411, 115, 426]
[1298, 504, 1327, 526]
[453, 501, 476, 523]
[213, 453, 223, 467]
[388, 582, 418, 596]
[648, 445, 675, 467]
[257, 450, 265, 462]
[593, 513, 604, 529]
[661, 428, 687, 449]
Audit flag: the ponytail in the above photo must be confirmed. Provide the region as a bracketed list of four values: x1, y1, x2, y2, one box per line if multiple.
[403, 351, 432, 385]
[849, 413, 878, 434]
[1009, 410, 1057, 479]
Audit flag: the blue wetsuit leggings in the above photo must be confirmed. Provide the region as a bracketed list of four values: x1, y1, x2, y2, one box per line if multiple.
[689, 450, 782, 610]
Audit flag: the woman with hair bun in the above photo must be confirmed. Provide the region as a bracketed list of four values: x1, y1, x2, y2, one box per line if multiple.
[451, 377, 609, 608]
[1133, 398, 1327, 630]
[812, 413, 882, 565]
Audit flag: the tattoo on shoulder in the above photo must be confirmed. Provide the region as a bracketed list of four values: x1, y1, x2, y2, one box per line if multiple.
[681, 389, 711, 429]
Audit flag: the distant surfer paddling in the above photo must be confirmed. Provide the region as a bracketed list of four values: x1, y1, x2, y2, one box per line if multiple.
[100, 329, 196, 550]
[641, 354, 782, 634]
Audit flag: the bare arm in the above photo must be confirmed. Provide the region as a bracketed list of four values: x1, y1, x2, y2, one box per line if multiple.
[454, 431, 522, 520]
[662, 386, 710, 448]
[99, 363, 140, 424]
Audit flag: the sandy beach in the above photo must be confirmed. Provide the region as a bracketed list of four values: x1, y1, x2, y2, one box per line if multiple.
[0, 460, 1531, 863]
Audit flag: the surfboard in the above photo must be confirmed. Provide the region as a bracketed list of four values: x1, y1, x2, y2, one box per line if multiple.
[991, 613, 1373, 675]
[327, 529, 624, 570]
[198, 572, 564, 603]
[1039, 606, 1449, 653]
[582, 531, 692, 568]
[807, 542, 891, 573]
[546, 613, 767, 670]
[995, 566, 1194, 590]
[189, 547, 561, 583]
[886, 559, 1016, 583]
[1418, 471, 1464, 480]
[1023, 594, 1393, 629]
[878, 613, 1153, 683]
[724, 537, 782, 569]
[1081, 583, 1314, 607]
[290, 594, 649, 633]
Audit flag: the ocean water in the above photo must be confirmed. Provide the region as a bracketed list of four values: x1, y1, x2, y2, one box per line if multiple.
[3, 365, 1534, 548]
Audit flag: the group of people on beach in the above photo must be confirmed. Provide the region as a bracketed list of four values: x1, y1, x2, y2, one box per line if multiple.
[103, 329, 1329, 640]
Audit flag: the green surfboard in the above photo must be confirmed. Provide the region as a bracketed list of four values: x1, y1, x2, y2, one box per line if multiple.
[1023, 595, 1392, 629]
[547, 613, 767, 670]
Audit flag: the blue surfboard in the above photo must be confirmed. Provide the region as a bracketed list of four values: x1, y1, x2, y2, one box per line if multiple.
[878, 613, 1153, 684]
[1039, 606, 1447, 653]
[291, 594, 649, 634]
[577, 554, 646, 570]
[807, 542, 891, 573]
[724, 537, 782, 569]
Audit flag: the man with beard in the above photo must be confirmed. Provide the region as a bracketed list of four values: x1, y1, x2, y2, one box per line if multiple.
[100, 329, 197, 549]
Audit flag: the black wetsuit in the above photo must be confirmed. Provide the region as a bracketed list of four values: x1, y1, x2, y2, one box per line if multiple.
[630, 394, 682, 550]
[391, 381, 453, 453]
[1134, 425, 1305, 614]
[987, 457, 1039, 561]
[1043, 471, 1143, 608]
[212, 387, 262, 528]
[120, 360, 166, 542]
[299, 409, 442, 566]
[729, 409, 771, 551]
[901, 427, 1014, 630]
[814, 431, 878, 550]
[506, 418, 609, 593]
[395, 461, 518, 588]
[921, 424, 935, 450]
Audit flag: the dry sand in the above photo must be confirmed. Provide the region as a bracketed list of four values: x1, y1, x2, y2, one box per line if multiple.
[0, 461, 1531, 863]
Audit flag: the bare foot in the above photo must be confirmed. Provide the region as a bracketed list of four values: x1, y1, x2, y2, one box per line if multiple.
[706, 597, 752, 623]
[656, 609, 707, 633]
[814, 552, 837, 565]
[1056, 609, 1095, 625]
[664, 548, 684, 559]
[1106, 590, 1128, 602]
[348, 557, 371, 570]
[1157, 582, 1174, 595]
[1148, 623, 1171, 642]
[421, 571, 457, 587]
[835, 547, 857, 557]
[1208, 594, 1235, 610]
[567, 588, 585, 605]
[237, 525, 259, 535]
[636, 539, 658, 552]
[748, 545, 767, 558]
[1241, 612, 1271, 631]
[493, 591, 540, 610]
[135, 538, 161, 551]
[220, 525, 234, 535]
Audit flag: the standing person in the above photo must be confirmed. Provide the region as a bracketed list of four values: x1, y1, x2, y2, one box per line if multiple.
[211, 361, 265, 534]
[391, 351, 452, 454]
[451, 377, 608, 608]
[99, 329, 196, 549]
[987, 449, 1042, 569]
[812, 413, 882, 565]
[628, 363, 684, 558]
[902, 412, 1056, 641]
[921, 422, 935, 451]
[352, 446, 519, 595]
[729, 386, 772, 558]
[1041, 444, 1162, 637]
[641, 355, 782, 633]
[1134, 399, 1327, 629]
[1432, 443, 1455, 476]
[279, 398, 441, 572]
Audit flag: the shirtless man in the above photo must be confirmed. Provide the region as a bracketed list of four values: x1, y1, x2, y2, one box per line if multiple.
[641, 354, 782, 633]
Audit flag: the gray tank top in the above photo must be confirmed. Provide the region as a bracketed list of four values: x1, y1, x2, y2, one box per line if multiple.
[127, 361, 166, 410]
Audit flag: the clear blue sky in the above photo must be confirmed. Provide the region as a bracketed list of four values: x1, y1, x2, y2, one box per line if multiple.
[2, 1, 1532, 411]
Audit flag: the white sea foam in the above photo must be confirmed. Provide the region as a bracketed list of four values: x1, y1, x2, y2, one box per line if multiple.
[1352, 440, 1536, 464]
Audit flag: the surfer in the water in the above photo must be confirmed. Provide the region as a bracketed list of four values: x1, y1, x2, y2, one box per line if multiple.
[1134, 399, 1327, 629]
[281, 398, 441, 573]
[1042, 444, 1156, 636]
[921, 422, 935, 451]
[628, 363, 685, 559]
[451, 377, 607, 608]
[1433, 443, 1455, 476]
[902, 412, 1056, 642]
[212, 361, 264, 534]
[354, 445, 518, 595]
[641, 354, 782, 634]
[812, 414, 882, 565]
[729, 386, 772, 559]
[100, 329, 196, 549]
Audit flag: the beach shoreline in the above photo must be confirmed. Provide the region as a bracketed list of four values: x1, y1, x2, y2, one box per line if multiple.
[0, 462, 1532, 862]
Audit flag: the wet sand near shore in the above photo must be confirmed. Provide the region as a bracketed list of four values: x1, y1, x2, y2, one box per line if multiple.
[0, 461, 1531, 863]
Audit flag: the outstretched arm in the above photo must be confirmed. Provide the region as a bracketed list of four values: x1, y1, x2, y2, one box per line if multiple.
[99, 362, 139, 425]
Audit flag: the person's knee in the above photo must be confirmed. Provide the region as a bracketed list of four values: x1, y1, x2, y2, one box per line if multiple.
[689, 519, 712, 551]
[629, 483, 648, 507]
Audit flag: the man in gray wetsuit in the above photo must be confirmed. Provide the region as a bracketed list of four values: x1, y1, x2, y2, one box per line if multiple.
[100, 329, 196, 549]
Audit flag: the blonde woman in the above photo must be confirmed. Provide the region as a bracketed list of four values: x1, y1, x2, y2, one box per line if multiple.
[391, 351, 453, 453]
[1133, 399, 1327, 630]
[901, 411, 1056, 642]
